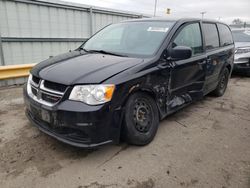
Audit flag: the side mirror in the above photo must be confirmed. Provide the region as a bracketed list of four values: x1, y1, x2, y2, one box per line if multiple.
[169, 46, 192, 61]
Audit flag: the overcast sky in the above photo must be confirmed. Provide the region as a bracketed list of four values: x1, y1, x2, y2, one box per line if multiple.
[61, 0, 250, 24]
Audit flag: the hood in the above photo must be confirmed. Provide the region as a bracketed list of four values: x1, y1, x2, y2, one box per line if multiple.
[234, 42, 250, 64]
[31, 51, 144, 85]
[235, 42, 250, 49]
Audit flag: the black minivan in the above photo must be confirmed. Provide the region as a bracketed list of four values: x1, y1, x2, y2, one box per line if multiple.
[24, 18, 234, 148]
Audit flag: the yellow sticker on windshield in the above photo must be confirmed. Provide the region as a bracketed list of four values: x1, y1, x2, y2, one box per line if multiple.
[147, 27, 169, 32]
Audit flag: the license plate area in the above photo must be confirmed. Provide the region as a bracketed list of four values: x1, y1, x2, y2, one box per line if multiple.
[30, 105, 51, 123]
[41, 109, 50, 123]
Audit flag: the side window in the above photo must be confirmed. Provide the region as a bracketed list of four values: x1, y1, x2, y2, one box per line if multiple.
[173, 23, 203, 55]
[203, 23, 220, 50]
[217, 24, 233, 46]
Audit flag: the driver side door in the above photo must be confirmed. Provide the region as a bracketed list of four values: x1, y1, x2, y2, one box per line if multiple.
[167, 22, 207, 113]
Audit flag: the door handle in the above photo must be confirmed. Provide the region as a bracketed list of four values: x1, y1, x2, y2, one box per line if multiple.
[198, 60, 206, 65]
[206, 58, 212, 63]
[158, 62, 170, 69]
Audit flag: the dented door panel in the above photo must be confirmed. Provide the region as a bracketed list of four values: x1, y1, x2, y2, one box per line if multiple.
[167, 54, 207, 113]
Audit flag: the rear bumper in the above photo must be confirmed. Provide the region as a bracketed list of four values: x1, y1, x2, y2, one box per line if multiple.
[23, 85, 123, 148]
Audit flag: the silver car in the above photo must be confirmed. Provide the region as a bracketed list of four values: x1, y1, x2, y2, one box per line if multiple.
[232, 29, 250, 76]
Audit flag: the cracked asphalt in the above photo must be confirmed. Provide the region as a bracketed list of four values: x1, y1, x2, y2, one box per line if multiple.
[0, 76, 250, 188]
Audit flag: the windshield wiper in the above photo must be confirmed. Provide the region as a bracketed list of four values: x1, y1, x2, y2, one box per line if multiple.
[78, 47, 88, 52]
[83, 49, 127, 57]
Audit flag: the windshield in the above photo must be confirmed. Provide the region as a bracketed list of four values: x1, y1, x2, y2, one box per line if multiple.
[232, 29, 250, 42]
[82, 21, 174, 57]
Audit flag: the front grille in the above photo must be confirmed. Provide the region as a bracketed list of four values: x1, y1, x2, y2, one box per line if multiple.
[28, 75, 67, 106]
[31, 87, 38, 96]
[41, 92, 61, 103]
[32, 75, 40, 85]
[44, 80, 67, 93]
[236, 63, 250, 68]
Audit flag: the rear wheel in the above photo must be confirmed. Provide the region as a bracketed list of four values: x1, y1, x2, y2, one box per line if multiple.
[122, 92, 159, 146]
[212, 68, 230, 97]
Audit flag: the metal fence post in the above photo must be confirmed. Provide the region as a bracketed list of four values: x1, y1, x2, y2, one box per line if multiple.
[0, 33, 5, 66]
[0, 31, 8, 86]
[89, 7, 94, 36]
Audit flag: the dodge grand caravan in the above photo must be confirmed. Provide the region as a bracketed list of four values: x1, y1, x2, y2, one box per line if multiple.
[24, 18, 234, 148]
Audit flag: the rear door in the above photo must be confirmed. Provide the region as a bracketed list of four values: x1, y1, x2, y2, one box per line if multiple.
[216, 23, 234, 72]
[167, 22, 207, 112]
[202, 22, 224, 93]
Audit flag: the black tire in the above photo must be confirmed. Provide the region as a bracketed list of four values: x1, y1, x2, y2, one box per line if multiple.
[122, 92, 159, 146]
[212, 68, 230, 97]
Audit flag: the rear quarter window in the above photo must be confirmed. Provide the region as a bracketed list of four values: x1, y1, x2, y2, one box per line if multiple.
[203, 23, 220, 50]
[217, 24, 234, 46]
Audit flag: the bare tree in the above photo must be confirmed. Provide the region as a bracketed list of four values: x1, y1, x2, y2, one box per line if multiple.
[232, 18, 243, 25]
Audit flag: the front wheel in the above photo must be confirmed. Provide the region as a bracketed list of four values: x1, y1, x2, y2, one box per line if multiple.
[122, 92, 159, 146]
[212, 68, 230, 97]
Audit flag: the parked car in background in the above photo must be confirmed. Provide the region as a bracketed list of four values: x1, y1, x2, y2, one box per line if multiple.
[24, 18, 234, 148]
[232, 29, 250, 76]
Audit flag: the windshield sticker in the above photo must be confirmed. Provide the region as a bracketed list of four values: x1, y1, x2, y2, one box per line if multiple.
[147, 27, 169, 32]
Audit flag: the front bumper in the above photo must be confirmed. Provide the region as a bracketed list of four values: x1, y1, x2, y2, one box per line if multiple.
[23, 85, 123, 148]
[233, 54, 250, 75]
[233, 62, 250, 75]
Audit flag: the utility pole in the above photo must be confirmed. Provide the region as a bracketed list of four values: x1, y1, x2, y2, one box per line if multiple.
[154, 0, 158, 17]
[200, 11, 206, 19]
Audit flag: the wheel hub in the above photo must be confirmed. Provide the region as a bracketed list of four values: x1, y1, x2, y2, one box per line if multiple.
[136, 106, 147, 122]
[220, 72, 227, 89]
[133, 100, 152, 133]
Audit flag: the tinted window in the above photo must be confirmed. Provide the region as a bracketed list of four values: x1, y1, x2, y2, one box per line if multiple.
[217, 24, 233, 46]
[203, 23, 220, 50]
[173, 23, 203, 55]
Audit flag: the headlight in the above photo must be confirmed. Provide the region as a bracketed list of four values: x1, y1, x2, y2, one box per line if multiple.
[235, 47, 250, 54]
[27, 74, 32, 95]
[69, 85, 115, 105]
